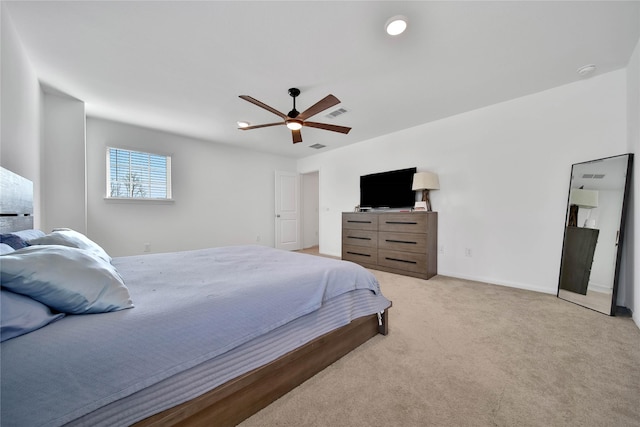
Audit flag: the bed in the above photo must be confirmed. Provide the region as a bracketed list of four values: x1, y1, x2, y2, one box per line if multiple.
[0, 167, 391, 427]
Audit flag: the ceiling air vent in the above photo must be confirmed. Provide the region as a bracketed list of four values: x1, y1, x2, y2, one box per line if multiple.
[582, 174, 605, 179]
[325, 108, 347, 119]
[309, 143, 326, 149]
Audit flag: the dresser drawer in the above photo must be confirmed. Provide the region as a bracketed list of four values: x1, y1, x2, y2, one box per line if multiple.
[378, 213, 427, 233]
[342, 245, 377, 265]
[343, 229, 377, 248]
[378, 231, 427, 254]
[342, 213, 378, 231]
[378, 249, 427, 274]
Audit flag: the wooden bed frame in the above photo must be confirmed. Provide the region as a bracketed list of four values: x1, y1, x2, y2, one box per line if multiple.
[136, 311, 388, 427]
[0, 166, 390, 427]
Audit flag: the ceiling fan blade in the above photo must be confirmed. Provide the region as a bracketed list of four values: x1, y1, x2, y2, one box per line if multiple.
[303, 121, 352, 134]
[239, 95, 287, 120]
[239, 122, 284, 130]
[297, 95, 341, 121]
[292, 129, 303, 144]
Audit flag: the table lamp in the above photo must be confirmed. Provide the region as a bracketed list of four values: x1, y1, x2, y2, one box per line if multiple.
[412, 172, 440, 211]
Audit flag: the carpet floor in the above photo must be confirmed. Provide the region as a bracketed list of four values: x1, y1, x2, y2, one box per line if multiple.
[239, 268, 640, 427]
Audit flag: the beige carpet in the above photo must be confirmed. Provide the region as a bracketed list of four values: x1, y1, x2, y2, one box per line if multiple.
[239, 268, 640, 427]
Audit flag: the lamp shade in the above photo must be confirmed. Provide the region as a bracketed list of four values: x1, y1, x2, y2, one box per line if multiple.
[570, 188, 598, 208]
[412, 172, 440, 191]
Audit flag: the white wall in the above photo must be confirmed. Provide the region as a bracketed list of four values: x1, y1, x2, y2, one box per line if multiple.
[298, 70, 628, 296]
[41, 90, 86, 233]
[1, 5, 43, 226]
[627, 36, 640, 327]
[302, 171, 319, 248]
[86, 118, 297, 256]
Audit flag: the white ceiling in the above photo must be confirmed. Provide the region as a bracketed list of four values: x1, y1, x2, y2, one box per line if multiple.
[5, 1, 639, 159]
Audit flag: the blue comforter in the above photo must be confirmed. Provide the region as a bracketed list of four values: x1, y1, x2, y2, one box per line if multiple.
[0, 245, 388, 426]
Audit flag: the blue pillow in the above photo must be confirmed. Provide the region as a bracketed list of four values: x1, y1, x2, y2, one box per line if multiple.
[0, 245, 133, 314]
[1, 289, 65, 342]
[0, 234, 28, 250]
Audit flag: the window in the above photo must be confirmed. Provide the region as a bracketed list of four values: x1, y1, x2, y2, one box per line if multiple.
[106, 147, 172, 200]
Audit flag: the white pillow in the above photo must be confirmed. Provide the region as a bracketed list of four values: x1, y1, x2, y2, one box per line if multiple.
[0, 245, 133, 314]
[11, 229, 45, 241]
[29, 229, 111, 263]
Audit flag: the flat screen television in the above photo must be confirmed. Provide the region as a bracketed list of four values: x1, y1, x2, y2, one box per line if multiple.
[360, 167, 417, 209]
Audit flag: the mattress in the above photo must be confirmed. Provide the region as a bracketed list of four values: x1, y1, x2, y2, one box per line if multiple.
[1, 245, 390, 426]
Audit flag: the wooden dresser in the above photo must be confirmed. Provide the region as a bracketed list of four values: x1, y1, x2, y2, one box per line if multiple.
[342, 211, 437, 280]
[559, 226, 599, 295]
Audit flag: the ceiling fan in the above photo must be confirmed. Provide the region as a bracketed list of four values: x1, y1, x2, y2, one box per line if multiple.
[238, 88, 351, 144]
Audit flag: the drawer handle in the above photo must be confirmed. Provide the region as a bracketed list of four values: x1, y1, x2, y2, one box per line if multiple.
[385, 257, 417, 265]
[347, 220, 372, 224]
[385, 221, 417, 225]
[349, 236, 372, 241]
[385, 239, 416, 245]
[347, 251, 371, 258]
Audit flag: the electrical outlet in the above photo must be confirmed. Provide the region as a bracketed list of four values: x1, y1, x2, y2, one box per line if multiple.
[439, 246, 445, 254]
[144, 243, 151, 252]
[465, 248, 472, 257]
[256, 235, 261, 242]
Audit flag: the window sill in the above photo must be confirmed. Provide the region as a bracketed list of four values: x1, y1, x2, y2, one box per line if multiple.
[104, 197, 175, 205]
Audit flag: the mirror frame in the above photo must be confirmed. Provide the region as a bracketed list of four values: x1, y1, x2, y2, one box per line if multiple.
[557, 153, 634, 315]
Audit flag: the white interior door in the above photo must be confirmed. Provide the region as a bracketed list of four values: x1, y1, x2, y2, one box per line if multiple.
[275, 171, 301, 250]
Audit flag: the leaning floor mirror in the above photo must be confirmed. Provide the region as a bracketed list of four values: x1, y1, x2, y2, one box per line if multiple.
[558, 153, 633, 315]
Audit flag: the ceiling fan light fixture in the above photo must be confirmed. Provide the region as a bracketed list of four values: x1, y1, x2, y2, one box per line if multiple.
[239, 89, 351, 144]
[386, 15, 408, 36]
[286, 120, 303, 131]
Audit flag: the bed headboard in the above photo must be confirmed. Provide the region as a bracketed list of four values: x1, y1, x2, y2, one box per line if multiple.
[0, 167, 34, 233]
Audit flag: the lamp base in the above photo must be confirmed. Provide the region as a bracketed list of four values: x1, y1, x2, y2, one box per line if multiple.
[414, 201, 427, 211]
[568, 204, 578, 227]
[422, 189, 433, 212]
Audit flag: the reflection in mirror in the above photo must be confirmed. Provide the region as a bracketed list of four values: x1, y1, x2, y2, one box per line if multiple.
[558, 154, 633, 315]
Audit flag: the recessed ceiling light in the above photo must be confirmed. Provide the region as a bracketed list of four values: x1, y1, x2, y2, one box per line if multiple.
[385, 15, 407, 36]
[237, 121, 250, 128]
[577, 64, 596, 77]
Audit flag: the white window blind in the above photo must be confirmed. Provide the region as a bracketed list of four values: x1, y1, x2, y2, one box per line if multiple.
[107, 148, 172, 199]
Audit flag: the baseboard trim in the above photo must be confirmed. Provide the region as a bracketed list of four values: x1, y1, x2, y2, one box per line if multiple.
[437, 271, 556, 295]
